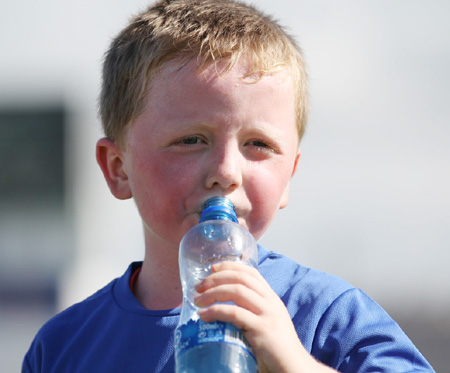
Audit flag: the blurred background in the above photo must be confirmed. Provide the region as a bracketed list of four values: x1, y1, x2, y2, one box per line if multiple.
[1, 0, 448, 371]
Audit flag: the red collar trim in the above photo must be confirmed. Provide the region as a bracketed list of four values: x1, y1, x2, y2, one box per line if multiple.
[129, 267, 142, 293]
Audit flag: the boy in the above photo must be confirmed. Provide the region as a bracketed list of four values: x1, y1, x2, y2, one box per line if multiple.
[23, 0, 434, 371]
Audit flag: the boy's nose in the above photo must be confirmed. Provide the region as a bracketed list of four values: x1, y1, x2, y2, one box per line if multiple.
[205, 144, 243, 191]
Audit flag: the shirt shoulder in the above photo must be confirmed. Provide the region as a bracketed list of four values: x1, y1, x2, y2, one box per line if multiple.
[258, 246, 353, 305]
[22, 262, 178, 372]
[257, 245, 434, 372]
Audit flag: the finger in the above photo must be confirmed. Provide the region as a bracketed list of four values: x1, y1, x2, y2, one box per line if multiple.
[211, 261, 262, 280]
[194, 283, 264, 314]
[197, 302, 278, 354]
[212, 262, 272, 293]
[198, 302, 259, 332]
[195, 268, 267, 298]
[196, 261, 271, 295]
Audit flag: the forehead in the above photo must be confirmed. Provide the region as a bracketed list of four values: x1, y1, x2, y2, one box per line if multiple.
[147, 57, 294, 100]
[131, 58, 297, 142]
[125, 56, 299, 150]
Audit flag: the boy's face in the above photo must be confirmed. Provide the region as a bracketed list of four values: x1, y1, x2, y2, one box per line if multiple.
[105, 59, 300, 252]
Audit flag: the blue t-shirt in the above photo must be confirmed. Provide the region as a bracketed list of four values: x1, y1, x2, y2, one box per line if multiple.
[23, 246, 434, 372]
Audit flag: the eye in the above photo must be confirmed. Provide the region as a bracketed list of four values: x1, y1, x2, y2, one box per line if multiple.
[173, 136, 206, 145]
[248, 140, 269, 148]
[246, 140, 274, 153]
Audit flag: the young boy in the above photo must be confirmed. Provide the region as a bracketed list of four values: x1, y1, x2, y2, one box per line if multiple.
[23, 0, 434, 372]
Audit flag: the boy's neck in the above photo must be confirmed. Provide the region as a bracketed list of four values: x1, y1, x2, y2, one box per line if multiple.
[134, 245, 182, 310]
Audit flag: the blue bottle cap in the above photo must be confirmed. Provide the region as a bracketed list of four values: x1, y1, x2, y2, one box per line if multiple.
[200, 196, 238, 223]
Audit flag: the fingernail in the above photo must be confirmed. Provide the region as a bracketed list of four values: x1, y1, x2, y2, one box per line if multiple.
[194, 295, 203, 307]
[211, 262, 222, 272]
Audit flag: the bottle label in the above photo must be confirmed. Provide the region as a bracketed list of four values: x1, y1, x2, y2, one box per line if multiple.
[175, 319, 255, 360]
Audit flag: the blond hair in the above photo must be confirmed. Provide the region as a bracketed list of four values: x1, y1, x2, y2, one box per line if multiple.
[99, 0, 308, 147]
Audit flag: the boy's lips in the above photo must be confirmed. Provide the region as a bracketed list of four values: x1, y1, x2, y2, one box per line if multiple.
[190, 197, 247, 221]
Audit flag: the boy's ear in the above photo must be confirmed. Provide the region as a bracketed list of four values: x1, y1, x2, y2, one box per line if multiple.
[279, 148, 301, 209]
[96, 137, 132, 200]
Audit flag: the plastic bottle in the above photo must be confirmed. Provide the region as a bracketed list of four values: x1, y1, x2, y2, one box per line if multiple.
[175, 196, 258, 373]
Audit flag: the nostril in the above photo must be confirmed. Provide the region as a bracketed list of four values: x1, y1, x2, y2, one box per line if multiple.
[205, 169, 241, 191]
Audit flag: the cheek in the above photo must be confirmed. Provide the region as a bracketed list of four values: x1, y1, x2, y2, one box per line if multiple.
[244, 169, 291, 239]
[132, 152, 183, 192]
[127, 155, 170, 215]
[129, 153, 200, 219]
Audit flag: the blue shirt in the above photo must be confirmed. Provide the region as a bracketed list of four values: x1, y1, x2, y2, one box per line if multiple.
[23, 246, 434, 372]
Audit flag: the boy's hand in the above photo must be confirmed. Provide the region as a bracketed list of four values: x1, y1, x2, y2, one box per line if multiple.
[194, 261, 337, 373]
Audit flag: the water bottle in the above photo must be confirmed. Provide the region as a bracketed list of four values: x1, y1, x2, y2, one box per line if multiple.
[175, 196, 258, 373]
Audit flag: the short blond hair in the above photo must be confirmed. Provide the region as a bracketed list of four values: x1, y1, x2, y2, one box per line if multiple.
[99, 0, 309, 147]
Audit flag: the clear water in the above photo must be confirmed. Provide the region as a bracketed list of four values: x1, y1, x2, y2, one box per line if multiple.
[175, 342, 257, 373]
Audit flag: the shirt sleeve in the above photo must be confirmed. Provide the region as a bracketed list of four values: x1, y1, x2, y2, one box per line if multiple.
[22, 342, 36, 373]
[311, 288, 435, 372]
